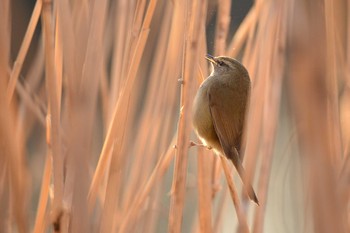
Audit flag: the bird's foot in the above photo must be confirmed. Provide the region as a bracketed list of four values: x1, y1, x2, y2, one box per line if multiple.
[189, 141, 212, 150]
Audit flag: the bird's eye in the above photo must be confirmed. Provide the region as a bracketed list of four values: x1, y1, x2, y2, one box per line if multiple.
[217, 60, 224, 66]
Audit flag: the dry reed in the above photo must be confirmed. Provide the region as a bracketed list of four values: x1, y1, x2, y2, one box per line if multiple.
[2, 0, 350, 233]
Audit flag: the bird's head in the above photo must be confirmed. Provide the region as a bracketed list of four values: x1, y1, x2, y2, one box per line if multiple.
[205, 54, 249, 77]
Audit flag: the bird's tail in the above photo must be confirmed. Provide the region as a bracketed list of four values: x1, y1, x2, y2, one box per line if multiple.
[228, 148, 259, 205]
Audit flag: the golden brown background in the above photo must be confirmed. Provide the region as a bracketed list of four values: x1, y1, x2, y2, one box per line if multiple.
[1, 0, 349, 232]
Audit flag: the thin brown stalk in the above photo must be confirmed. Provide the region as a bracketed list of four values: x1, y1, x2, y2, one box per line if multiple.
[41, 0, 64, 229]
[1, 3, 28, 232]
[55, 0, 78, 91]
[99, 98, 130, 233]
[213, 185, 228, 233]
[197, 147, 213, 233]
[340, 49, 350, 198]
[195, 5, 214, 230]
[220, 156, 249, 233]
[0, 167, 8, 232]
[33, 154, 52, 233]
[252, 2, 287, 232]
[348, 0, 350, 87]
[168, 0, 203, 231]
[109, 0, 131, 114]
[121, 0, 152, 88]
[54, 13, 63, 109]
[242, 22, 258, 79]
[214, 0, 231, 55]
[7, 0, 42, 102]
[109, 4, 135, 115]
[99, 62, 110, 125]
[324, 0, 343, 167]
[132, 0, 147, 34]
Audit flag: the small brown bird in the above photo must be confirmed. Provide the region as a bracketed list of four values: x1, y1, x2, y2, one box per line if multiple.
[192, 54, 258, 204]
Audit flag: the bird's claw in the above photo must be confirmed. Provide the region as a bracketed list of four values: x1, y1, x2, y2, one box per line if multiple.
[189, 141, 212, 150]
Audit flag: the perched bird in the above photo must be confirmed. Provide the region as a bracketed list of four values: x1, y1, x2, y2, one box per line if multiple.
[192, 54, 258, 204]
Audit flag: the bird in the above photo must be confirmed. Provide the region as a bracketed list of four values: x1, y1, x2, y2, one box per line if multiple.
[192, 54, 258, 204]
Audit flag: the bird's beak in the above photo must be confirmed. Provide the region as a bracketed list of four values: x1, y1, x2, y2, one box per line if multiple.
[205, 54, 217, 65]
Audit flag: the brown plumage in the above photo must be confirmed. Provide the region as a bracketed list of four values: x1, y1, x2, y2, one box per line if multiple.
[192, 55, 258, 204]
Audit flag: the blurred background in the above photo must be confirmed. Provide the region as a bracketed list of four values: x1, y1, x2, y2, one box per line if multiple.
[1, 0, 349, 232]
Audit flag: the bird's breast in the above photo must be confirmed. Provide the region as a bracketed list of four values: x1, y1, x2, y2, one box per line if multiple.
[192, 83, 220, 148]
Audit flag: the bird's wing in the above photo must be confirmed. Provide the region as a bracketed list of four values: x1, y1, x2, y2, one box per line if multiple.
[208, 84, 258, 204]
[207, 84, 243, 160]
